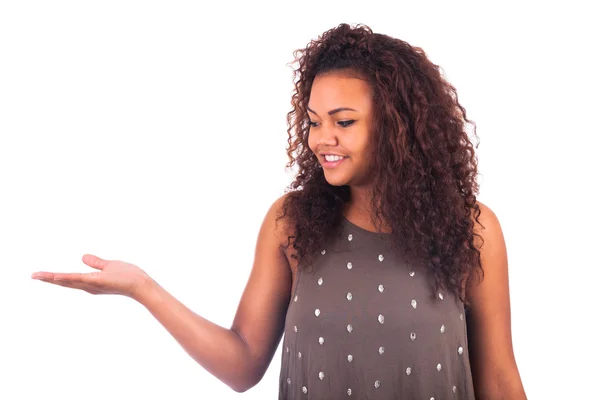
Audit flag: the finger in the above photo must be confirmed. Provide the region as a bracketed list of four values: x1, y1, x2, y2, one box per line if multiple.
[32, 272, 97, 282]
[54, 272, 100, 283]
[82, 254, 109, 270]
[31, 272, 54, 280]
[40, 278, 97, 293]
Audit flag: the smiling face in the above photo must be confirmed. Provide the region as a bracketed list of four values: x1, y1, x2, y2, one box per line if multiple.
[307, 71, 375, 188]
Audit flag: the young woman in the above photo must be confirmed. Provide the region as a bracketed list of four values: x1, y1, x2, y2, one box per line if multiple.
[31, 23, 527, 399]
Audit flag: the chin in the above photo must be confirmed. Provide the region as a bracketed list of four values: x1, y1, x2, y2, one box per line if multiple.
[323, 174, 350, 187]
[326, 180, 347, 187]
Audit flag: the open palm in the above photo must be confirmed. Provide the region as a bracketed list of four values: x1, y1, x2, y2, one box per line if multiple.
[31, 254, 150, 299]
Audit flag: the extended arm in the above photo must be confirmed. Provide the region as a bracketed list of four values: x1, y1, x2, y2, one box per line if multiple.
[136, 194, 293, 392]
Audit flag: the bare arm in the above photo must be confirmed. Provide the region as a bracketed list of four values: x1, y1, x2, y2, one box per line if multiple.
[466, 202, 527, 399]
[134, 194, 293, 392]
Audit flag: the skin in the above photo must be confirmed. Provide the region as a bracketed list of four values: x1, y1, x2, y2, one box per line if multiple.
[31, 70, 527, 398]
[466, 203, 528, 399]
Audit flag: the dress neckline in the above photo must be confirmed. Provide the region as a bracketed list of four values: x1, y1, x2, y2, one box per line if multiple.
[342, 216, 393, 238]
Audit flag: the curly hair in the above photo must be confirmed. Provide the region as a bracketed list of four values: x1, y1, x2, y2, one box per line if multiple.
[276, 23, 484, 307]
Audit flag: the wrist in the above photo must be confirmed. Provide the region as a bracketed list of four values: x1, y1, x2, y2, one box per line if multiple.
[131, 274, 159, 304]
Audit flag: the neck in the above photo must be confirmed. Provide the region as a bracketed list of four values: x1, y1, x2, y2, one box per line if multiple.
[345, 192, 372, 216]
[343, 185, 392, 233]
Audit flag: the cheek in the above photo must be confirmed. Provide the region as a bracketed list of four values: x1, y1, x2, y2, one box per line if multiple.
[307, 134, 316, 153]
[359, 138, 373, 159]
[347, 138, 370, 160]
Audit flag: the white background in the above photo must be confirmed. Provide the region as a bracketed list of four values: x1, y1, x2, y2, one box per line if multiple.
[1, 1, 598, 399]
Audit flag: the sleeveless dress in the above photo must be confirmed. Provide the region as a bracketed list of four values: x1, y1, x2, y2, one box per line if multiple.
[278, 217, 476, 399]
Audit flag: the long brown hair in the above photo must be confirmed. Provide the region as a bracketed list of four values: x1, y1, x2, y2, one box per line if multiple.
[277, 23, 483, 307]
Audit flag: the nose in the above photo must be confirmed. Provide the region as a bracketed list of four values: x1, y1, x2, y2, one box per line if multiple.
[312, 123, 337, 146]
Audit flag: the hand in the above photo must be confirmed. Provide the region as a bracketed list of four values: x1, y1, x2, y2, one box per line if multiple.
[31, 254, 151, 299]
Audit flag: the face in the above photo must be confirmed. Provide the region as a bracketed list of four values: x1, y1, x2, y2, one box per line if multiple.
[307, 71, 374, 188]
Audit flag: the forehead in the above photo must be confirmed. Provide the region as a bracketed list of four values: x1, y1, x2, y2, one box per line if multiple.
[308, 72, 372, 112]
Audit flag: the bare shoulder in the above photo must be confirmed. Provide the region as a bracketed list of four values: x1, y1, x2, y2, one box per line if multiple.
[268, 192, 295, 249]
[471, 200, 503, 250]
[471, 200, 498, 228]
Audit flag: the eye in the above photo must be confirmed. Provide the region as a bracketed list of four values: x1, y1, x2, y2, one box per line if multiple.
[308, 120, 355, 128]
[338, 120, 355, 127]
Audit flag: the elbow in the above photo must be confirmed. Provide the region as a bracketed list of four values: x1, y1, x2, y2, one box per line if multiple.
[230, 374, 260, 393]
[231, 384, 249, 394]
[226, 376, 252, 393]
[228, 363, 265, 393]
[225, 333, 269, 393]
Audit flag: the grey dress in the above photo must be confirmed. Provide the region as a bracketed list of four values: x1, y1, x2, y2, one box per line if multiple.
[278, 217, 476, 399]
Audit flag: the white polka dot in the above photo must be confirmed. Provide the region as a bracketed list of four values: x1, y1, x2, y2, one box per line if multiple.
[411, 299, 417, 309]
[318, 277, 323, 285]
[378, 254, 384, 262]
[318, 371, 324, 380]
[378, 314, 385, 324]
[319, 337, 324, 345]
[347, 354, 353, 362]
[458, 346, 464, 355]
[321, 249, 326, 255]
[405, 367, 412, 375]
[347, 262, 353, 270]
[374, 380, 381, 389]
[347, 324, 353, 333]
[347, 388, 352, 396]
[348, 234, 353, 241]
[440, 324, 446, 333]
[437, 363, 442, 371]
[379, 346, 385, 354]
[378, 284, 384, 292]
[347, 292, 353, 301]
[315, 309, 320, 317]
[302, 386, 307, 394]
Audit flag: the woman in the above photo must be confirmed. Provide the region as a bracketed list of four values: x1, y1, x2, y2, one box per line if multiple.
[31, 23, 527, 399]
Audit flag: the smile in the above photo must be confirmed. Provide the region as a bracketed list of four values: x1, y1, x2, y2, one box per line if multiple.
[322, 156, 348, 169]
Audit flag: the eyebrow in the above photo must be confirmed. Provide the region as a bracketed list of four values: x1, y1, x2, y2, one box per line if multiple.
[307, 106, 358, 116]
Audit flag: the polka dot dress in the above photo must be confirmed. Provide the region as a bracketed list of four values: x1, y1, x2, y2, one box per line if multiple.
[278, 217, 476, 399]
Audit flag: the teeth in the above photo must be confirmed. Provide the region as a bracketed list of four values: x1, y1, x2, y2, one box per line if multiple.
[325, 155, 345, 162]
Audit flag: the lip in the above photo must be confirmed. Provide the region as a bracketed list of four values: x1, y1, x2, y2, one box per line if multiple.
[321, 155, 348, 169]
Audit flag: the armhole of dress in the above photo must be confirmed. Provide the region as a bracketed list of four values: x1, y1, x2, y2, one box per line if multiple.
[288, 262, 303, 308]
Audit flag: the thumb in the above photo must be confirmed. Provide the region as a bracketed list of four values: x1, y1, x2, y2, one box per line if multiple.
[82, 254, 109, 270]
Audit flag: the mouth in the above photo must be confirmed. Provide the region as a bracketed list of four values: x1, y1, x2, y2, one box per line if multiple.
[321, 155, 348, 169]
